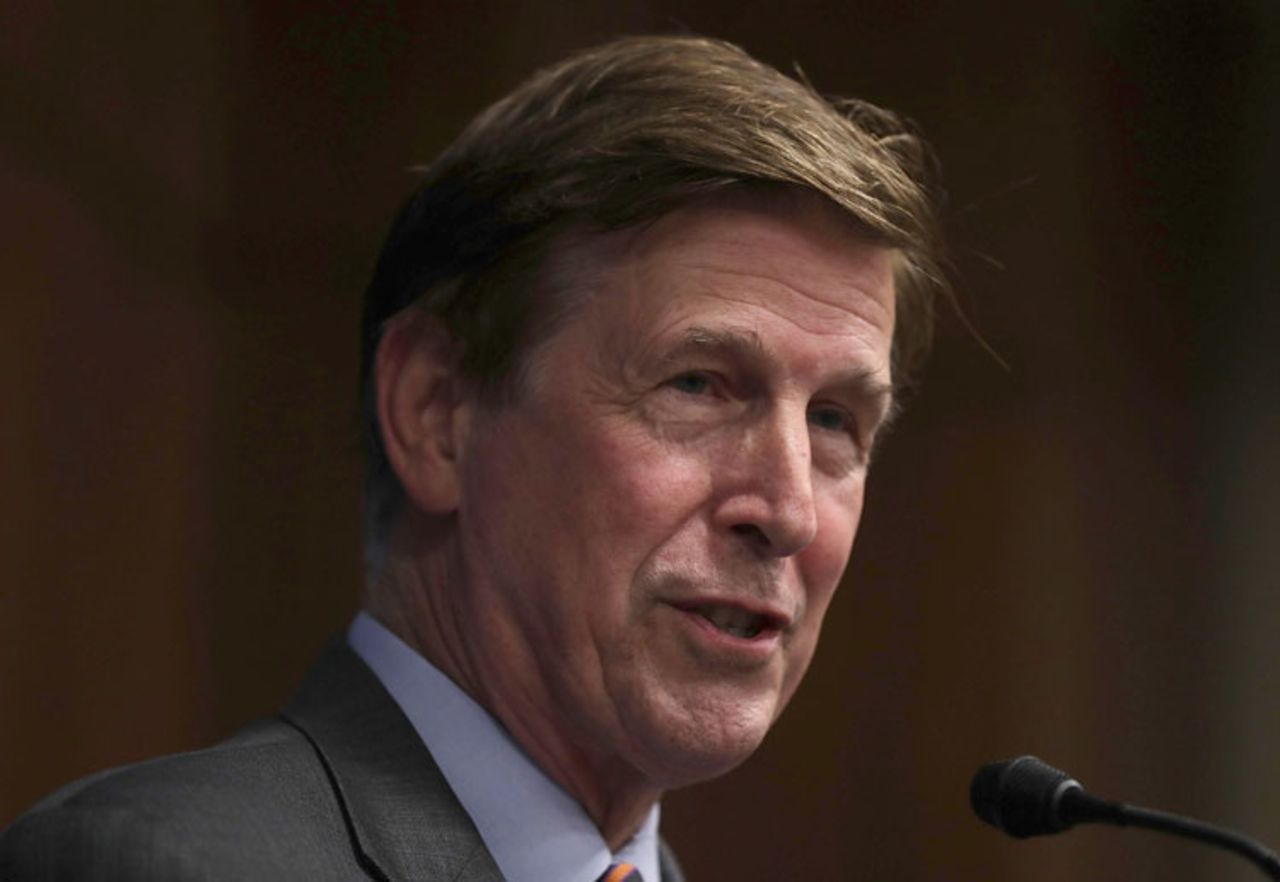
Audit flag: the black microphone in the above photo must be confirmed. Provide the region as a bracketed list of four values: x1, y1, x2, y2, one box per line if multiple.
[970, 756, 1280, 880]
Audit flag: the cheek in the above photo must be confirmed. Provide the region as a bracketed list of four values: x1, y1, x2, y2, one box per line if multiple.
[491, 419, 710, 613]
[589, 426, 714, 536]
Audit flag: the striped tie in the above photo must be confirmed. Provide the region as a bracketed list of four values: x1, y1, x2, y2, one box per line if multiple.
[598, 863, 643, 882]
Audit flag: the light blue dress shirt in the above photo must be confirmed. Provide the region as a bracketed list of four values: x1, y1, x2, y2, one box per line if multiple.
[348, 611, 661, 882]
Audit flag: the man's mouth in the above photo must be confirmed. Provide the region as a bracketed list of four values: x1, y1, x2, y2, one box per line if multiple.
[675, 602, 785, 640]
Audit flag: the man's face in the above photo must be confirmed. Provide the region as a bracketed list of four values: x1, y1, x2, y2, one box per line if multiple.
[450, 192, 897, 789]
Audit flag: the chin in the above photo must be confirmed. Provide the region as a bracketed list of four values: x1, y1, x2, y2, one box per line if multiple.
[625, 689, 778, 789]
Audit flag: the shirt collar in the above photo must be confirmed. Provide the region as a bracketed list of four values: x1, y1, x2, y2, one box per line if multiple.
[347, 611, 661, 882]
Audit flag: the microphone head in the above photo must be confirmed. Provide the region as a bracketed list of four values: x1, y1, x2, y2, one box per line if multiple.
[970, 756, 1084, 838]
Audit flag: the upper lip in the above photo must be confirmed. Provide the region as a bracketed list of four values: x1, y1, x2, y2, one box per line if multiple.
[668, 596, 794, 632]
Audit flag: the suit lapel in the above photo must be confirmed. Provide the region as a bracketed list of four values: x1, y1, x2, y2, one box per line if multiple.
[280, 638, 504, 882]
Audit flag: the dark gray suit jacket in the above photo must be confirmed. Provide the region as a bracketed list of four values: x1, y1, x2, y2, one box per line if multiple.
[0, 639, 685, 881]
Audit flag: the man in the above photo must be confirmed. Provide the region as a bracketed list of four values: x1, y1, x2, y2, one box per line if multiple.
[1, 35, 944, 880]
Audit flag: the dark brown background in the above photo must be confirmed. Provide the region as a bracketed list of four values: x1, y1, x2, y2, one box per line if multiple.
[3, 2, 1278, 879]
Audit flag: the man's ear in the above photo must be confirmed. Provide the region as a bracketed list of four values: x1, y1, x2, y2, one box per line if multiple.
[375, 311, 471, 515]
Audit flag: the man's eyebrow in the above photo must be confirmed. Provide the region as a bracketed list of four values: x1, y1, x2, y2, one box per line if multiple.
[673, 325, 769, 360]
[668, 324, 900, 426]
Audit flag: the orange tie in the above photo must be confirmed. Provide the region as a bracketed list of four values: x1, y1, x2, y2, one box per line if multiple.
[598, 862, 643, 882]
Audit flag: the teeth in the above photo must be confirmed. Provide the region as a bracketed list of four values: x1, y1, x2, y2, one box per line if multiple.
[700, 605, 765, 638]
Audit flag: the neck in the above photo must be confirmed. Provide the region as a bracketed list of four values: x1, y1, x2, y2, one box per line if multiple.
[364, 528, 662, 850]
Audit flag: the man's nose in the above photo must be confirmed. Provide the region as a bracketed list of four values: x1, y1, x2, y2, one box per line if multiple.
[714, 407, 819, 558]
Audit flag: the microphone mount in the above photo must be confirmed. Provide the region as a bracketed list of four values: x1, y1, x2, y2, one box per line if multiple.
[971, 755, 1280, 880]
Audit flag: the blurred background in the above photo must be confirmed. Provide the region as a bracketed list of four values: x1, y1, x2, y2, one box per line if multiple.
[3, 1, 1277, 879]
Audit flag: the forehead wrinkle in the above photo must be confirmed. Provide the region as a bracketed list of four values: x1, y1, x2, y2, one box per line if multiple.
[668, 287, 895, 386]
[660, 254, 895, 339]
[534, 204, 897, 401]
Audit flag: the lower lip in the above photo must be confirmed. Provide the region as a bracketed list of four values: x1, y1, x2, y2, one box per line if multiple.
[667, 605, 783, 664]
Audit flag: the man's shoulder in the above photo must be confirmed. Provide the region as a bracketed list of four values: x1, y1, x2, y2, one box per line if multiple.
[0, 717, 369, 881]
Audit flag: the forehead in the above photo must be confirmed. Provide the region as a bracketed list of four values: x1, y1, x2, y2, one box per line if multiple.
[537, 190, 898, 359]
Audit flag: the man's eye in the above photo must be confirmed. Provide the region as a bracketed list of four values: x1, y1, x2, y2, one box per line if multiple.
[808, 406, 853, 434]
[666, 373, 713, 395]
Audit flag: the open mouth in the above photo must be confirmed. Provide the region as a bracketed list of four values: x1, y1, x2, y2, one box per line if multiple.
[678, 603, 782, 640]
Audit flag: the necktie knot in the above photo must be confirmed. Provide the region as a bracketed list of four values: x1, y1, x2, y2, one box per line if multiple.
[598, 862, 643, 882]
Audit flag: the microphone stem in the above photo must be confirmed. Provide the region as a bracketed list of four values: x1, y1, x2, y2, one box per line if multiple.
[1121, 805, 1280, 881]
[1070, 792, 1280, 880]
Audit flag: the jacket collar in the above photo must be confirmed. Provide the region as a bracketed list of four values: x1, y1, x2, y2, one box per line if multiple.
[280, 638, 503, 881]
